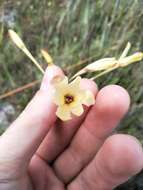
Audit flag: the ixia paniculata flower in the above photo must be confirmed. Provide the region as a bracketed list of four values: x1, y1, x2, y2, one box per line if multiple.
[52, 76, 95, 121]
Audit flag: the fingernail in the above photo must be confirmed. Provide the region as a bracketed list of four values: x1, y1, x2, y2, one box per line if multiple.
[40, 66, 64, 91]
[51, 75, 65, 85]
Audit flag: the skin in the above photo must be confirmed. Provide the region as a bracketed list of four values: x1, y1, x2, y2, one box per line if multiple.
[0, 66, 143, 190]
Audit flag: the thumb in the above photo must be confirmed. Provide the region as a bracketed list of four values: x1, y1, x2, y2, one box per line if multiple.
[0, 66, 64, 174]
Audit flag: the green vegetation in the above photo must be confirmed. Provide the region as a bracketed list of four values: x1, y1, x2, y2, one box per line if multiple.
[0, 1, 143, 189]
[0, 0, 143, 139]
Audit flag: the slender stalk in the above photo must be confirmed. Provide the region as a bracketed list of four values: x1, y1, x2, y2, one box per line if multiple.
[90, 65, 118, 80]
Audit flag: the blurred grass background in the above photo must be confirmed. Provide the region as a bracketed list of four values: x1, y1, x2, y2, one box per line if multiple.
[0, 0, 143, 189]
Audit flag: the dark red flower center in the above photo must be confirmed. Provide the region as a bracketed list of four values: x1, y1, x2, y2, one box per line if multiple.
[64, 94, 74, 104]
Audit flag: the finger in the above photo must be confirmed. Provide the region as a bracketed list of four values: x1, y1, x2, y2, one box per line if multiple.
[0, 66, 63, 175]
[68, 134, 143, 190]
[37, 79, 98, 162]
[53, 85, 130, 183]
[29, 155, 64, 190]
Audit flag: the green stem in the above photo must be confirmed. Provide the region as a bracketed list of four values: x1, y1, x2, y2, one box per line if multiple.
[90, 65, 119, 80]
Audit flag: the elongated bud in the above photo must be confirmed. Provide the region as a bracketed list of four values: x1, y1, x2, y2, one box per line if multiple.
[120, 42, 131, 59]
[9, 29, 44, 74]
[41, 49, 54, 66]
[72, 58, 117, 79]
[9, 30, 26, 50]
[86, 58, 117, 71]
[119, 52, 143, 67]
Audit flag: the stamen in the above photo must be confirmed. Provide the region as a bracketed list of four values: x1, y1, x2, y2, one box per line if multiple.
[64, 94, 74, 104]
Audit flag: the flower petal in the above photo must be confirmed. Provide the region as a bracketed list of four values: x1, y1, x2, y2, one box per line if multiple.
[71, 104, 84, 116]
[56, 105, 71, 121]
[69, 76, 81, 93]
[53, 76, 68, 89]
[82, 90, 95, 106]
[53, 91, 64, 105]
[53, 76, 69, 105]
[59, 76, 69, 86]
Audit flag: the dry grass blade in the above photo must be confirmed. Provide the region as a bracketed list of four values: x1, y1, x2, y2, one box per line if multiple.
[0, 80, 40, 100]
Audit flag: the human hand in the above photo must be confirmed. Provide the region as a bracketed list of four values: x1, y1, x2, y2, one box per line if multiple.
[0, 66, 142, 190]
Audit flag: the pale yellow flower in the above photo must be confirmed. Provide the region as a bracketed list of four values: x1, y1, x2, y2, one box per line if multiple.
[53, 76, 95, 121]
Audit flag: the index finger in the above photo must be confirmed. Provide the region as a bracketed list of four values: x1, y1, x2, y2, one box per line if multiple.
[0, 66, 64, 172]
